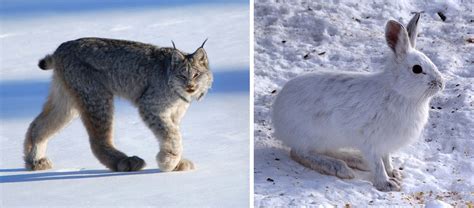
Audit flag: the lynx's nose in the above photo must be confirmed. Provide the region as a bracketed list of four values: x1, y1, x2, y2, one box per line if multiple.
[186, 84, 196, 93]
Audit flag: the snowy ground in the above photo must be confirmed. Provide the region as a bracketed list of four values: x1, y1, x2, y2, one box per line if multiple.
[254, 0, 473, 207]
[0, 3, 249, 208]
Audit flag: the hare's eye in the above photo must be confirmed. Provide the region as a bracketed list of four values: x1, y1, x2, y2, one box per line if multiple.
[412, 65, 423, 74]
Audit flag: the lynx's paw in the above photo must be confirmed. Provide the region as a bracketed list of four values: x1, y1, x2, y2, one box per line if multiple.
[116, 156, 146, 172]
[173, 158, 195, 171]
[157, 151, 181, 172]
[374, 178, 401, 192]
[25, 158, 53, 171]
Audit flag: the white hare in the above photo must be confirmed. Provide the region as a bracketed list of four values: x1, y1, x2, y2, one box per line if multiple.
[272, 13, 444, 191]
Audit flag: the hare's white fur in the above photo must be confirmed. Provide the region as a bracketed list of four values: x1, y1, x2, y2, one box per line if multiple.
[272, 13, 444, 192]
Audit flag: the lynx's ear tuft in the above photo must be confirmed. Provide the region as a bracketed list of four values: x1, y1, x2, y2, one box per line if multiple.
[171, 40, 176, 50]
[199, 38, 208, 48]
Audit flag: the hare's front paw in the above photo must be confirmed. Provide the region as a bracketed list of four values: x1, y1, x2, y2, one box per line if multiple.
[116, 156, 146, 172]
[374, 178, 401, 192]
[173, 158, 195, 171]
[389, 169, 402, 180]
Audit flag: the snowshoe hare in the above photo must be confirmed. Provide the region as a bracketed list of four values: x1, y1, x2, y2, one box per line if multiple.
[272, 13, 444, 191]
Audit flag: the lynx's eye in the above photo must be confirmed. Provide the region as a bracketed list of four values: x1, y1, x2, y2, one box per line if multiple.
[193, 73, 200, 79]
[177, 75, 187, 80]
[412, 65, 423, 74]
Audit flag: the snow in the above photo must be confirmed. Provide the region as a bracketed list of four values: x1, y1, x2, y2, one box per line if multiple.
[0, 3, 249, 208]
[254, 0, 473, 207]
[426, 199, 454, 208]
[0, 4, 248, 81]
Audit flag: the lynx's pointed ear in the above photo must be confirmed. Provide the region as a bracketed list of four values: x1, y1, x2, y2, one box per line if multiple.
[171, 50, 185, 64]
[192, 48, 208, 67]
[385, 20, 411, 60]
[406, 12, 421, 48]
[170, 40, 184, 63]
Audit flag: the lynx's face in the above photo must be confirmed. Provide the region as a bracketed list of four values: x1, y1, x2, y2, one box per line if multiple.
[169, 48, 213, 101]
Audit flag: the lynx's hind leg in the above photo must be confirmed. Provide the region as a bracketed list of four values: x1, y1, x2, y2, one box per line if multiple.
[24, 76, 78, 170]
[66, 67, 145, 172]
[78, 92, 145, 172]
[290, 149, 355, 179]
[325, 149, 370, 171]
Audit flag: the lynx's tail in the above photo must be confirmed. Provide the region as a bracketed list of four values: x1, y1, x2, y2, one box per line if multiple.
[38, 54, 54, 70]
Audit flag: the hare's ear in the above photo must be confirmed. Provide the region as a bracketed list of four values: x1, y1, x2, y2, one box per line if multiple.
[385, 20, 411, 60]
[406, 12, 421, 48]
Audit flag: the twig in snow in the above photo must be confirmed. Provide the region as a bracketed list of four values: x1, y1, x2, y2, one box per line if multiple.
[437, 12, 446, 21]
[303, 53, 311, 60]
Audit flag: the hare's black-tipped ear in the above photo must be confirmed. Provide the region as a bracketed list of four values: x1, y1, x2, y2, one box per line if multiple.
[406, 12, 421, 48]
[385, 20, 411, 60]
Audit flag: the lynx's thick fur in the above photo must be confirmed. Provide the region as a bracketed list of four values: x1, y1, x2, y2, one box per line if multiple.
[24, 37, 213, 172]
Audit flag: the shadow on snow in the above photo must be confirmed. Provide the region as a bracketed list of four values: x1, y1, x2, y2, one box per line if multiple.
[0, 168, 162, 183]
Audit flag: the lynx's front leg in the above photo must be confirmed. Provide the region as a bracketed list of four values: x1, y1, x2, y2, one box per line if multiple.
[139, 102, 194, 172]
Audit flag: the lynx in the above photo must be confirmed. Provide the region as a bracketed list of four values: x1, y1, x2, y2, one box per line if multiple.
[24, 37, 213, 172]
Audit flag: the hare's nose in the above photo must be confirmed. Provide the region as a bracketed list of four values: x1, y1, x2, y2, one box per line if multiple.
[435, 75, 445, 90]
[430, 79, 444, 90]
[438, 79, 446, 89]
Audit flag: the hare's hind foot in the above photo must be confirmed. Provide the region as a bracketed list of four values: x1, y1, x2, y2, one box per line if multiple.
[116, 156, 146, 172]
[290, 149, 355, 179]
[25, 157, 53, 171]
[325, 149, 369, 171]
